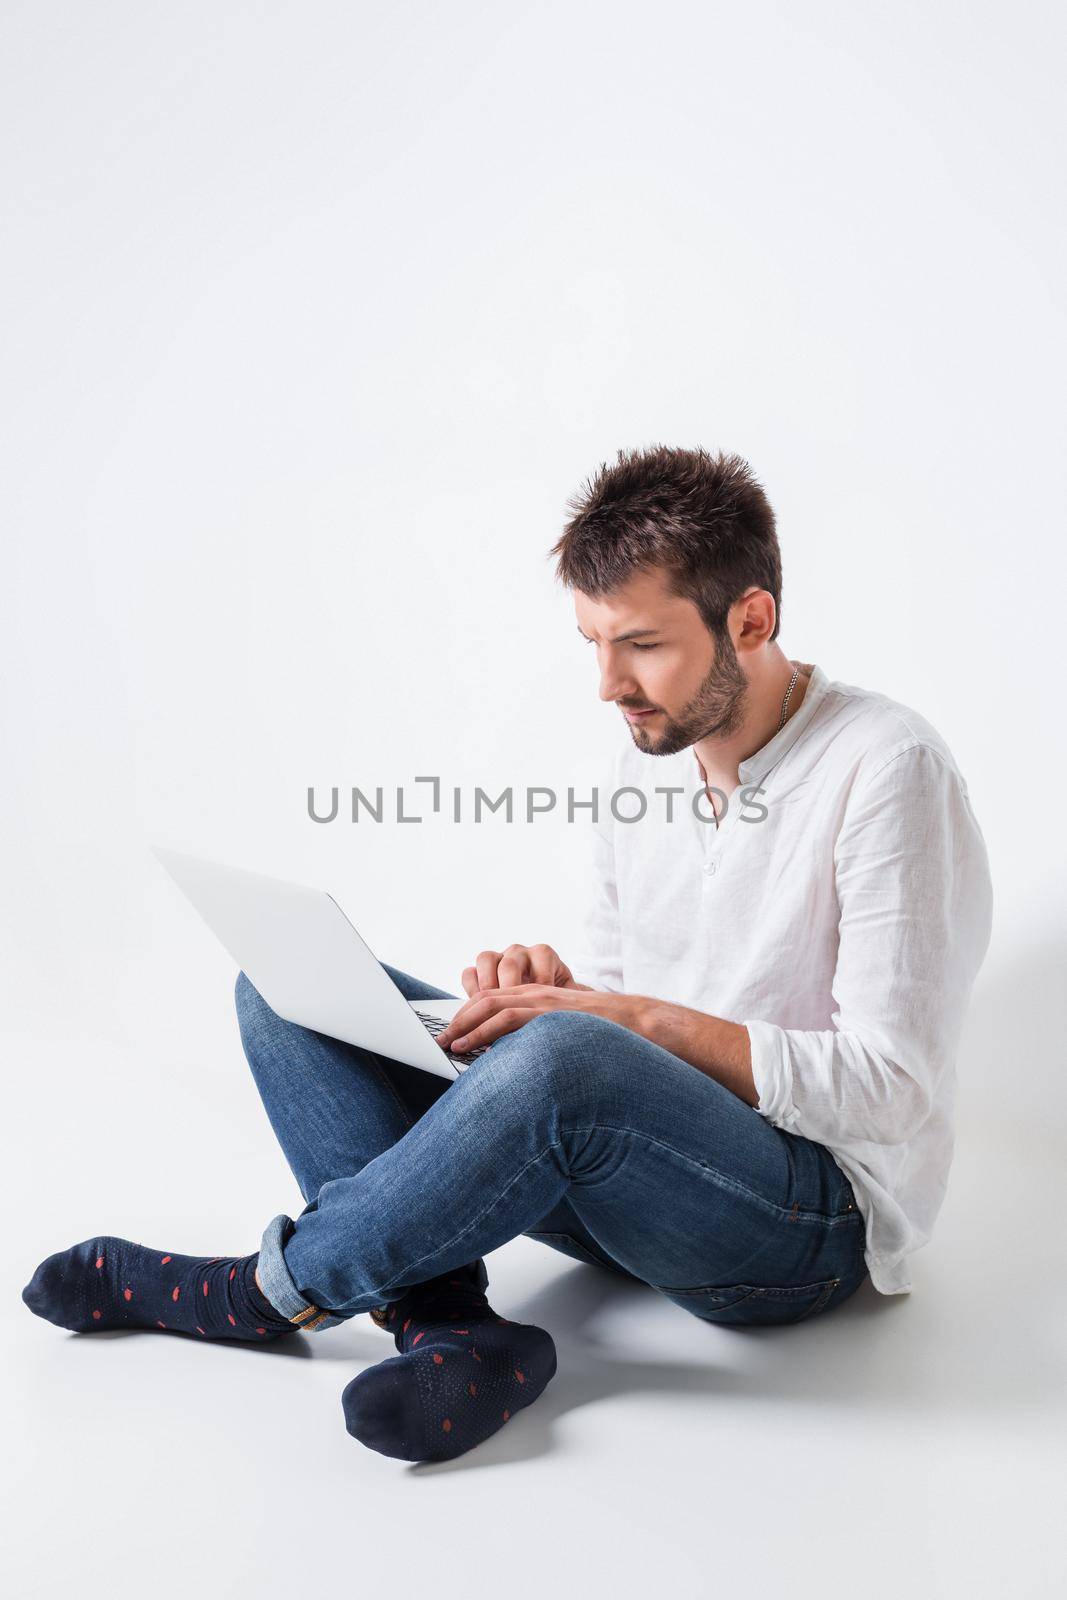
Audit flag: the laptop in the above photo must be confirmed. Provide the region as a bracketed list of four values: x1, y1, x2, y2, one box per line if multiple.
[153, 848, 486, 1079]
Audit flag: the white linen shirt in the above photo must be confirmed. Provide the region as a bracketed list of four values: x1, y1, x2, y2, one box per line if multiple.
[570, 663, 993, 1295]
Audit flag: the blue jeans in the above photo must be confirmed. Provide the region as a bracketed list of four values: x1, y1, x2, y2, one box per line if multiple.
[240, 964, 869, 1333]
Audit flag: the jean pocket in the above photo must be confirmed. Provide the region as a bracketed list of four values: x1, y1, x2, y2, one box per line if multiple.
[523, 1229, 633, 1277]
[655, 1275, 841, 1326]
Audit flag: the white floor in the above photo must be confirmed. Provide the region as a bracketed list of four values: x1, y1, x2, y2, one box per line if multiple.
[5, 985, 1064, 1600]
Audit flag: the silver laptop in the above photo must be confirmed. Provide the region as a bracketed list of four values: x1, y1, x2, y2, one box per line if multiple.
[153, 848, 485, 1079]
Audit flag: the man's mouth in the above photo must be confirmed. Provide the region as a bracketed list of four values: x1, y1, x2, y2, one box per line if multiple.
[621, 706, 659, 721]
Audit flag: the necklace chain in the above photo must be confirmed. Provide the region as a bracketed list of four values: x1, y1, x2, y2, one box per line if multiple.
[778, 664, 801, 732]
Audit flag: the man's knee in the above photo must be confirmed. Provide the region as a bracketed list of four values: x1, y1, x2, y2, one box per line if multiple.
[514, 1008, 611, 1052]
[522, 1008, 621, 1050]
[482, 1008, 621, 1107]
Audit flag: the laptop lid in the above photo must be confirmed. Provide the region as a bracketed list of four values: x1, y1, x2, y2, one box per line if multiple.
[153, 847, 460, 1079]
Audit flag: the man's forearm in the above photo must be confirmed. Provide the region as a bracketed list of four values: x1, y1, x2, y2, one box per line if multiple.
[627, 995, 759, 1108]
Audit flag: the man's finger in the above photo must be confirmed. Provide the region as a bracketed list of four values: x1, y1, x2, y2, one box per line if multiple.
[439, 986, 567, 1047]
[475, 951, 501, 992]
[460, 966, 480, 998]
[438, 992, 498, 1045]
[438, 987, 539, 1045]
[449, 1006, 539, 1052]
[496, 945, 532, 988]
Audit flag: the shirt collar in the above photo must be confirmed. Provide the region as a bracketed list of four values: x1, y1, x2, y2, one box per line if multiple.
[692, 662, 830, 790]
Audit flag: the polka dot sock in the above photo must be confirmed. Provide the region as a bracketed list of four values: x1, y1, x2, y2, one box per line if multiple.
[21, 1237, 295, 1342]
[342, 1263, 557, 1462]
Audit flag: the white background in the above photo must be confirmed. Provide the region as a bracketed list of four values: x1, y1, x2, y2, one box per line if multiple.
[3, 3, 1064, 1597]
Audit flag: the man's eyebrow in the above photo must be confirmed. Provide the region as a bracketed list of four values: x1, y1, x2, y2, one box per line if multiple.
[576, 625, 662, 643]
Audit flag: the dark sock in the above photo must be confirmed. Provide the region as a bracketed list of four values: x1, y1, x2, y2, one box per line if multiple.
[342, 1262, 556, 1462]
[22, 1237, 295, 1342]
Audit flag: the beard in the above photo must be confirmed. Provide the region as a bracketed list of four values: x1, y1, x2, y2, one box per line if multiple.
[625, 630, 748, 755]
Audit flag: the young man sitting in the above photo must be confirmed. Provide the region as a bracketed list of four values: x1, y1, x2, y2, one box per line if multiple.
[24, 445, 993, 1464]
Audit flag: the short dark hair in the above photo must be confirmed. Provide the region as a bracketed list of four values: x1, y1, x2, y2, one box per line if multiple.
[550, 445, 782, 642]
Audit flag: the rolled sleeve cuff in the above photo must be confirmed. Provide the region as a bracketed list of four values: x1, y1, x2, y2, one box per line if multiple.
[744, 1019, 801, 1132]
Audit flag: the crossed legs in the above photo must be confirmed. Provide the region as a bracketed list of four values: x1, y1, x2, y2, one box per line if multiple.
[242, 965, 867, 1330]
[23, 961, 866, 1463]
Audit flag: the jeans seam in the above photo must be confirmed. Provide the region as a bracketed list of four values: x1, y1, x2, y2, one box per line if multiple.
[559, 1121, 818, 1223]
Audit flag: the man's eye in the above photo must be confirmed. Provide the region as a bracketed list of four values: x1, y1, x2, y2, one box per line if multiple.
[631, 643, 659, 651]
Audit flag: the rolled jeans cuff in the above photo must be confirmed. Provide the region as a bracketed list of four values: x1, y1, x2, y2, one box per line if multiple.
[256, 1212, 347, 1333]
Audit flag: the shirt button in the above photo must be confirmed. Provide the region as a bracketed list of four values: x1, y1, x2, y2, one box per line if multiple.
[703, 860, 717, 876]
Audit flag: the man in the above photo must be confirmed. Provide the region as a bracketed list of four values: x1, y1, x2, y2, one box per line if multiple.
[23, 446, 993, 1467]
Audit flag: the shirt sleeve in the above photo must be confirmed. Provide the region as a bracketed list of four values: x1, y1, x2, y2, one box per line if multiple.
[744, 741, 993, 1147]
[568, 787, 625, 993]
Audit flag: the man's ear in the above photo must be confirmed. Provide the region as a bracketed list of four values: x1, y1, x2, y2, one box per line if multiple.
[734, 588, 777, 652]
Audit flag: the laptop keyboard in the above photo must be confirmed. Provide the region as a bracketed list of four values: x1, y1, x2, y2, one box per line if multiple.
[412, 1008, 487, 1070]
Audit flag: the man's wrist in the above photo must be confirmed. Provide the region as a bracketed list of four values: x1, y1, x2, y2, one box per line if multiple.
[620, 993, 659, 1039]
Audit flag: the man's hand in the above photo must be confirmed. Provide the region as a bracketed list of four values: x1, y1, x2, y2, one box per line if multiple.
[461, 944, 594, 998]
[437, 984, 759, 1109]
[436, 983, 640, 1054]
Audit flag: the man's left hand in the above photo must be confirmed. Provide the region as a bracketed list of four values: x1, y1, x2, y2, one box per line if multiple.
[435, 984, 644, 1054]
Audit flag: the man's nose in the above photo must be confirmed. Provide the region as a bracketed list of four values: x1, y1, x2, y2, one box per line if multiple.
[598, 663, 639, 704]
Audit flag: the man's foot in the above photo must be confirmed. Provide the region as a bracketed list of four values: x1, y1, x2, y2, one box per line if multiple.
[22, 1237, 295, 1342]
[342, 1263, 556, 1462]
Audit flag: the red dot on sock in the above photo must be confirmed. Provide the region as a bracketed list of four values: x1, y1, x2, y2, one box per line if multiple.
[256, 1328, 266, 1335]
[454, 1328, 469, 1334]
[402, 1317, 411, 1333]
[468, 1382, 477, 1397]
[502, 1409, 510, 1421]
[515, 1369, 525, 1383]
[442, 1418, 452, 1432]
[171, 1286, 180, 1301]
[433, 1352, 444, 1365]
[411, 1331, 425, 1346]
[229, 1267, 236, 1282]
[196, 1326, 206, 1335]
[161, 1256, 171, 1265]
[227, 1313, 236, 1326]
[92, 1309, 102, 1320]
[123, 1288, 132, 1301]
[202, 1280, 209, 1296]
[95, 1256, 104, 1269]
[157, 1320, 166, 1328]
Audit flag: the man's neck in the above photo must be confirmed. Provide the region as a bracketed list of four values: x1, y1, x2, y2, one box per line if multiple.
[693, 651, 812, 805]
